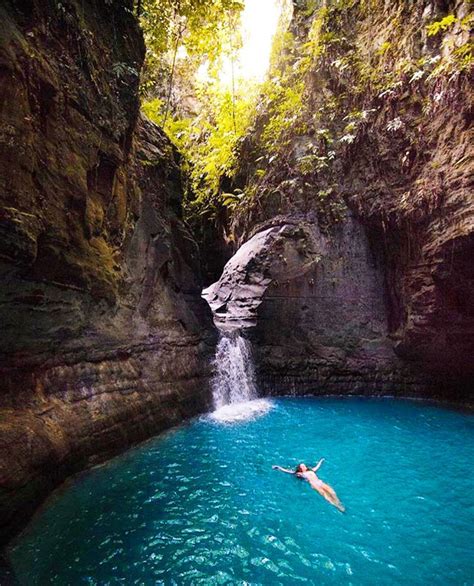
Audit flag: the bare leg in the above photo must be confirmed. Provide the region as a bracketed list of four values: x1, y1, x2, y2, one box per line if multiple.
[313, 484, 345, 512]
[323, 489, 345, 512]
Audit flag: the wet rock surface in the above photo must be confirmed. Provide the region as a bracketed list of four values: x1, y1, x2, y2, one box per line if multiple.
[221, 0, 473, 402]
[0, 0, 215, 545]
[204, 214, 428, 397]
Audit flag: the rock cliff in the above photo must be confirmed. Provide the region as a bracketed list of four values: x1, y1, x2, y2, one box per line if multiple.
[206, 0, 473, 400]
[0, 0, 472, 551]
[0, 0, 215, 545]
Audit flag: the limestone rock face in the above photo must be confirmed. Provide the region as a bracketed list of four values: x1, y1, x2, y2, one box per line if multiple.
[0, 0, 215, 545]
[221, 0, 473, 402]
[345, 83, 474, 392]
[203, 223, 320, 330]
[204, 215, 418, 396]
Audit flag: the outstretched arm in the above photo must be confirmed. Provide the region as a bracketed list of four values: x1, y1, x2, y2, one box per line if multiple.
[311, 458, 325, 472]
[272, 466, 295, 474]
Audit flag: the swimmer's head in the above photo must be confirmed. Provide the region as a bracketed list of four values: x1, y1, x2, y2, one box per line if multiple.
[295, 463, 307, 473]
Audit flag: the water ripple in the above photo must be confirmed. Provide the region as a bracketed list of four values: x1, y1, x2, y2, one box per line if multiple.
[8, 397, 474, 585]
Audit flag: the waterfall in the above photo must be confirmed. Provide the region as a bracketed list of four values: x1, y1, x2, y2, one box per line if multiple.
[210, 331, 271, 422]
[212, 332, 257, 409]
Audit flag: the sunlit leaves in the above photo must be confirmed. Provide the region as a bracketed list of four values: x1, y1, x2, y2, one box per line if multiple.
[426, 14, 456, 37]
[139, 0, 244, 98]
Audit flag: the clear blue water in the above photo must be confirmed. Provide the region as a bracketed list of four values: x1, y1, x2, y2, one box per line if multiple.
[9, 398, 474, 585]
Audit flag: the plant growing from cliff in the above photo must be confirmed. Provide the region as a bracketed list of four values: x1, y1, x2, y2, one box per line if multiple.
[386, 117, 405, 133]
[112, 62, 139, 79]
[426, 14, 456, 37]
[424, 14, 473, 76]
[452, 43, 474, 72]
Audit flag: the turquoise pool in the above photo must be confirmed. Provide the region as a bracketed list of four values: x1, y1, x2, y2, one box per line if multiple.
[9, 398, 474, 584]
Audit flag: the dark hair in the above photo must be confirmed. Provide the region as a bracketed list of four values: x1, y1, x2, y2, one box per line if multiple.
[295, 463, 304, 473]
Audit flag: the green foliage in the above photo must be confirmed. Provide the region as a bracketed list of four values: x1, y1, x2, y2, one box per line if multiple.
[143, 81, 257, 215]
[424, 14, 473, 76]
[140, 0, 243, 58]
[186, 86, 255, 207]
[139, 0, 472, 231]
[260, 78, 306, 151]
[452, 42, 474, 72]
[139, 0, 244, 97]
[254, 6, 334, 157]
[112, 62, 138, 79]
[376, 41, 392, 56]
[140, 0, 351, 226]
[139, 0, 251, 220]
[426, 14, 456, 37]
[221, 189, 244, 210]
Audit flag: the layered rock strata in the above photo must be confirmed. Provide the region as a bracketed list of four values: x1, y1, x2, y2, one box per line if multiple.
[0, 0, 215, 545]
[217, 0, 473, 401]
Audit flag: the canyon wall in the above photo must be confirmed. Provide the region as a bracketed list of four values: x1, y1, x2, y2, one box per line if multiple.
[0, 0, 472, 550]
[0, 0, 215, 545]
[210, 0, 473, 401]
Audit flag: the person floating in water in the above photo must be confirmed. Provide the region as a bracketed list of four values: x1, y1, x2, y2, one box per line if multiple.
[272, 458, 345, 512]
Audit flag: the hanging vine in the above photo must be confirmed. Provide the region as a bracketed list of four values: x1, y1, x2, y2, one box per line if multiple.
[228, 10, 237, 134]
[163, 18, 184, 125]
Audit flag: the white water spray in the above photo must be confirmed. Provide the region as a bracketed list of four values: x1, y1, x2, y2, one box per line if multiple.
[210, 331, 271, 422]
[212, 333, 257, 408]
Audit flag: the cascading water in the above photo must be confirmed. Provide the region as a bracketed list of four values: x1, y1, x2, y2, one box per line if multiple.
[212, 332, 257, 408]
[202, 248, 273, 421]
[210, 331, 271, 422]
